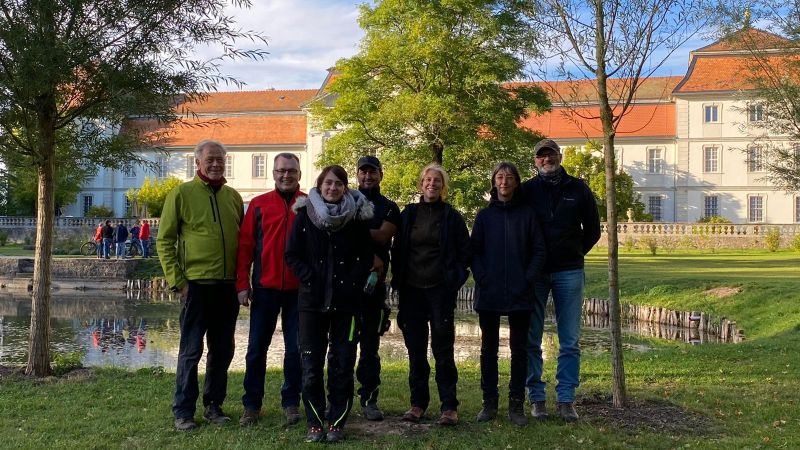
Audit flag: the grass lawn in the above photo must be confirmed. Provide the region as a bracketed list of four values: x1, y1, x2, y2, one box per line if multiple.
[1, 250, 799, 448]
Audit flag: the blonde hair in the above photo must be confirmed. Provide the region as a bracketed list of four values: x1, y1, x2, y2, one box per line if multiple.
[418, 163, 450, 201]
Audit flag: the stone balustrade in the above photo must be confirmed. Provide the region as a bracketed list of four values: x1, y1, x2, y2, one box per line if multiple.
[601, 222, 800, 237]
[0, 216, 161, 228]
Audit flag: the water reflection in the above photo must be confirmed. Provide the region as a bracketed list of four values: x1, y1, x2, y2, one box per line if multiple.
[0, 293, 727, 371]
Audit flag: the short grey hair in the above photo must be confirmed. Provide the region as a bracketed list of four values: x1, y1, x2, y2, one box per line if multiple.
[274, 152, 300, 165]
[194, 139, 227, 160]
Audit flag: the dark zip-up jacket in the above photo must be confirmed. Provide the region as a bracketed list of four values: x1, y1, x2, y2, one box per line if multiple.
[157, 176, 244, 290]
[471, 193, 546, 313]
[521, 168, 601, 273]
[236, 189, 306, 292]
[391, 200, 471, 293]
[284, 197, 374, 313]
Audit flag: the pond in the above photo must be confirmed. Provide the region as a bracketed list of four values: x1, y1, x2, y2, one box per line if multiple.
[0, 292, 729, 371]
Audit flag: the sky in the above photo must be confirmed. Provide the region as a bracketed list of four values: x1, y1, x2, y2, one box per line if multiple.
[199, 0, 717, 92]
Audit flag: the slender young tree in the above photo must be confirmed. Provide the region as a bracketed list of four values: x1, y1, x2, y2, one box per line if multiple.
[0, 0, 266, 376]
[311, 0, 550, 219]
[523, 0, 710, 406]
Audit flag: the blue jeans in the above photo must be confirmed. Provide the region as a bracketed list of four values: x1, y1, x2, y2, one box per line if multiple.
[526, 268, 585, 403]
[242, 288, 301, 410]
[102, 238, 112, 258]
[141, 239, 149, 258]
[115, 242, 126, 258]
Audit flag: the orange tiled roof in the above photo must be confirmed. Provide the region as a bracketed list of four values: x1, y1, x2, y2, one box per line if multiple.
[520, 103, 675, 139]
[694, 28, 792, 53]
[673, 54, 800, 93]
[124, 115, 307, 147]
[177, 89, 317, 113]
[506, 77, 681, 104]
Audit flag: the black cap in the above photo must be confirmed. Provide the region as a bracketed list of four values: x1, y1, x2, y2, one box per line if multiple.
[357, 155, 382, 172]
[534, 139, 561, 156]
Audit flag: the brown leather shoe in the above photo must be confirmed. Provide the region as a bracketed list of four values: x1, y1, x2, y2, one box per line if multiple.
[436, 410, 458, 426]
[401, 406, 425, 423]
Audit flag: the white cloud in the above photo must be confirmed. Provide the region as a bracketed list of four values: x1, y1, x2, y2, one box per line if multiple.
[194, 0, 364, 91]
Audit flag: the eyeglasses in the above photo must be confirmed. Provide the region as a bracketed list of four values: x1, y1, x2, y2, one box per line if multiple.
[273, 169, 299, 176]
[535, 153, 559, 160]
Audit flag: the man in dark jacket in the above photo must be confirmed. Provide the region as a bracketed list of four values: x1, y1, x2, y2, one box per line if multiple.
[101, 220, 114, 259]
[114, 221, 129, 259]
[236, 153, 306, 427]
[355, 155, 400, 421]
[522, 139, 601, 423]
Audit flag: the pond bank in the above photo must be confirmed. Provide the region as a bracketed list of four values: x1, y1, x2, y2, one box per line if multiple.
[0, 257, 136, 291]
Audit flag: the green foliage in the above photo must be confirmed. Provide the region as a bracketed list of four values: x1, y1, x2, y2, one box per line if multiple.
[86, 205, 114, 218]
[639, 236, 658, 255]
[765, 228, 781, 252]
[560, 143, 647, 221]
[51, 351, 84, 377]
[0, 230, 7, 246]
[127, 176, 182, 217]
[623, 236, 636, 252]
[311, 0, 550, 220]
[792, 234, 800, 252]
[697, 215, 732, 224]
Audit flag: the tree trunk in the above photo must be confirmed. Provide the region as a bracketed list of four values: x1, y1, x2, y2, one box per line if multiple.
[595, 0, 626, 408]
[431, 140, 444, 164]
[26, 102, 57, 377]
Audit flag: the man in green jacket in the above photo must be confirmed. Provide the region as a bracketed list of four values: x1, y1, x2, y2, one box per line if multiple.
[158, 139, 244, 431]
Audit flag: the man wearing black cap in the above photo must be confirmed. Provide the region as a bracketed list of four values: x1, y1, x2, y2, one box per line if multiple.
[355, 155, 401, 421]
[522, 138, 601, 423]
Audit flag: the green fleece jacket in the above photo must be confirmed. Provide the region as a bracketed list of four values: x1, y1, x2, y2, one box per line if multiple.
[157, 176, 243, 290]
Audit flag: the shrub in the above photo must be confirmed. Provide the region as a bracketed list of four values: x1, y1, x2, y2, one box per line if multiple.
[86, 205, 114, 218]
[0, 230, 8, 246]
[623, 236, 636, 252]
[765, 228, 781, 252]
[792, 234, 800, 252]
[697, 215, 732, 224]
[52, 351, 84, 377]
[639, 236, 658, 255]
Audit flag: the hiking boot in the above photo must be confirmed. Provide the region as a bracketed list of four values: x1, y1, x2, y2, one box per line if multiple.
[326, 425, 344, 443]
[239, 409, 259, 426]
[174, 417, 197, 431]
[284, 405, 301, 426]
[476, 406, 497, 422]
[401, 406, 425, 423]
[557, 401, 579, 423]
[203, 404, 230, 425]
[436, 410, 459, 426]
[305, 425, 325, 443]
[362, 403, 384, 421]
[508, 399, 528, 427]
[531, 401, 548, 421]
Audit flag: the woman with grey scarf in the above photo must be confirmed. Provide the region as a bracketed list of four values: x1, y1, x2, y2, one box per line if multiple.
[285, 165, 375, 443]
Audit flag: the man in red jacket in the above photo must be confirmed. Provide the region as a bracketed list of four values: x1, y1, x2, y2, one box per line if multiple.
[236, 153, 306, 427]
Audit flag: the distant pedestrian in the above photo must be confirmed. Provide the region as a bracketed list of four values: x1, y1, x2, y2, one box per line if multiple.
[129, 220, 142, 257]
[101, 220, 114, 259]
[94, 222, 104, 259]
[115, 221, 129, 259]
[140, 219, 151, 258]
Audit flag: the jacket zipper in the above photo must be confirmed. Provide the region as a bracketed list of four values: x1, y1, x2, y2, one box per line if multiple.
[280, 194, 290, 290]
[210, 189, 226, 278]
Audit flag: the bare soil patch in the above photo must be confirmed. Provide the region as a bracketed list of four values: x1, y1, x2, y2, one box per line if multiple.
[703, 286, 742, 298]
[578, 393, 714, 435]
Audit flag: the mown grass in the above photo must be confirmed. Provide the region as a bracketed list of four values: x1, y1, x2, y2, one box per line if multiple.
[0, 250, 799, 448]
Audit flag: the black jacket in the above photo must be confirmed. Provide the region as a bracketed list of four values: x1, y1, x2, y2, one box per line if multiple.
[471, 194, 546, 313]
[284, 201, 374, 313]
[391, 200, 471, 293]
[521, 168, 601, 273]
[101, 224, 114, 239]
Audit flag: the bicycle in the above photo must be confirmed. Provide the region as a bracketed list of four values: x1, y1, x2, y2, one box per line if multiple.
[81, 239, 141, 257]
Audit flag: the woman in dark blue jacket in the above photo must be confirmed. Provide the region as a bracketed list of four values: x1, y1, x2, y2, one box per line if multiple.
[391, 163, 471, 426]
[285, 165, 375, 443]
[471, 162, 545, 426]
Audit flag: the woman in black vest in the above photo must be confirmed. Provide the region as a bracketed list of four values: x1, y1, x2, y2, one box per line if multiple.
[391, 163, 471, 426]
[285, 165, 374, 443]
[471, 162, 545, 426]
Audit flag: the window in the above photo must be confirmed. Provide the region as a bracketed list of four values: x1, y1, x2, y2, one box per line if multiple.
[252, 155, 266, 178]
[747, 146, 764, 172]
[748, 195, 764, 222]
[703, 195, 718, 219]
[795, 197, 800, 223]
[704, 105, 720, 123]
[123, 166, 136, 178]
[225, 155, 233, 178]
[648, 196, 662, 222]
[748, 104, 764, 122]
[157, 156, 168, 178]
[703, 146, 719, 172]
[647, 148, 664, 174]
[185, 155, 195, 179]
[82, 195, 93, 217]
